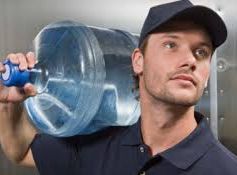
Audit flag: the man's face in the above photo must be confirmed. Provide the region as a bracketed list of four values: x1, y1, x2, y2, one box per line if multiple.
[133, 20, 213, 106]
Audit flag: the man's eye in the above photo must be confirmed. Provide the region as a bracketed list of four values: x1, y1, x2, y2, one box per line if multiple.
[195, 48, 210, 59]
[164, 42, 176, 49]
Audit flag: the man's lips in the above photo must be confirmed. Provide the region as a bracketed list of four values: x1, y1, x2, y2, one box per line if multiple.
[170, 74, 197, 86]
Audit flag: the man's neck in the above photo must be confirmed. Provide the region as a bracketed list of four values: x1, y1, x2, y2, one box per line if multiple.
[140, 98, 197, 156]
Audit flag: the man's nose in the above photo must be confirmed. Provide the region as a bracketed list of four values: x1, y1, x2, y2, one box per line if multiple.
[179, 49, 197, 71]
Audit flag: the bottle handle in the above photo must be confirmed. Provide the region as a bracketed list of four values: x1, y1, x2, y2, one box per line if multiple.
[0, 59, 30, 87]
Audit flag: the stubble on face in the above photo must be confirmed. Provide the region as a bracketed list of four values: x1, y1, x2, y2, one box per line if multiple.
[150, 68, 206, 107]
[140, 21, 212, 108]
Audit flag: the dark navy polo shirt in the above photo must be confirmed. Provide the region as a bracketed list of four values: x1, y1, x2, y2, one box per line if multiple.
[31, 112, 237, 175]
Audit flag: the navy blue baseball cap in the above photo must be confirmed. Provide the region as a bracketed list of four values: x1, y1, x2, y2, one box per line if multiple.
[139, 0, 227, 49]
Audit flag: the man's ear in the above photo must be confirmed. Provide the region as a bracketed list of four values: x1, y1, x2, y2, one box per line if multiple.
[131, 48, 144, 75]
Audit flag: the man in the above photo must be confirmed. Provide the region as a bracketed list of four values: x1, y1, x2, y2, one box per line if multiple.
[0, 0, 237, 174]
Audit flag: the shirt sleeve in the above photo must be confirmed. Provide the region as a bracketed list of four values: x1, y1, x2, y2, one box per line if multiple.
[31, 134, 79, 175]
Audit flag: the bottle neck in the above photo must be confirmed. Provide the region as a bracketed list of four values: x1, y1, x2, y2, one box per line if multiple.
[29, 67, 49, 94]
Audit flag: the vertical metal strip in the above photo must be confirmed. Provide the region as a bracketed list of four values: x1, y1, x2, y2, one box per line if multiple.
[210, 52, 219, 139]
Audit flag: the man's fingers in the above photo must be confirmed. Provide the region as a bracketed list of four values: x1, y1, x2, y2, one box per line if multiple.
[6, 53, 34, 71]
[26, 52, 36, 69]
[7, 53, 19, 64]
[0, 62, 6, 73]
[23, 83, 37, 97]
[0, 53, 37, 103]
[16, 53, 28, 70]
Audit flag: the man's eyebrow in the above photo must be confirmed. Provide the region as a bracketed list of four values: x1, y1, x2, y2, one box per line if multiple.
[159, 34, 213, 49]
[160, 33, 180, 39]
[198, 42, 213, 49]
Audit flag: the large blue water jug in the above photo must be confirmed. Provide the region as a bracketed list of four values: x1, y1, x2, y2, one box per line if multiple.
[0, 21, 140, 136]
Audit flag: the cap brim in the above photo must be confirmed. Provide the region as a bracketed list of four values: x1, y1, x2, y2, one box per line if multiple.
[153, 6, 227, 49]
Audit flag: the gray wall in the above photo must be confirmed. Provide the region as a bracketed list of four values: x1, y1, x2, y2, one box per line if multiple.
[0, 0, 237, 174]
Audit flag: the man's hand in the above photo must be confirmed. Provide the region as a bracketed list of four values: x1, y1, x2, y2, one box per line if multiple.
[0, 52, 37, 102]
[0, 52, 37, 167]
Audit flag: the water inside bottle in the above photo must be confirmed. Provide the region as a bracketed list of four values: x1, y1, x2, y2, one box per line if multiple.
[24, 21, 140, 136]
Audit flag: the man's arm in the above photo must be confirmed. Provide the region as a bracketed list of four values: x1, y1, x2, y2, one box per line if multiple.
[0, 102, 36, 166]
[0, 52, 37, 167]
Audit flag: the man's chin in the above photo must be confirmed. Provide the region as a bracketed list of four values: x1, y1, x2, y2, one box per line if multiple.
[173, 99, 199, 107]
[161, 93, 201, 107]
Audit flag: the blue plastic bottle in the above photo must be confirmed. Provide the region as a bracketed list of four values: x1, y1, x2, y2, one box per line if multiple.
[0, 21, 140, 136]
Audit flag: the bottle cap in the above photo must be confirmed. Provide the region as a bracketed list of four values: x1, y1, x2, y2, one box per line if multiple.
[1, 59, 30, 87]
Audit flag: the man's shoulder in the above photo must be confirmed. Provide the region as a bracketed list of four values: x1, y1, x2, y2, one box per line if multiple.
[33, 123, 133, 149]
[212, 141, 237, 163]
[200, 140, 237, 174]
[78, 125, 130, 143]
[55, 124, 131, 148]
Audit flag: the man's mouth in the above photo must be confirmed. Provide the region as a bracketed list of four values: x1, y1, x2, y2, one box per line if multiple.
[170, 74, 197, 86]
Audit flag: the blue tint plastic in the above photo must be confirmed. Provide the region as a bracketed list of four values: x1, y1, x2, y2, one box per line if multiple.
[1, 60, 30, 87]
[1, 21, 140, 137]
